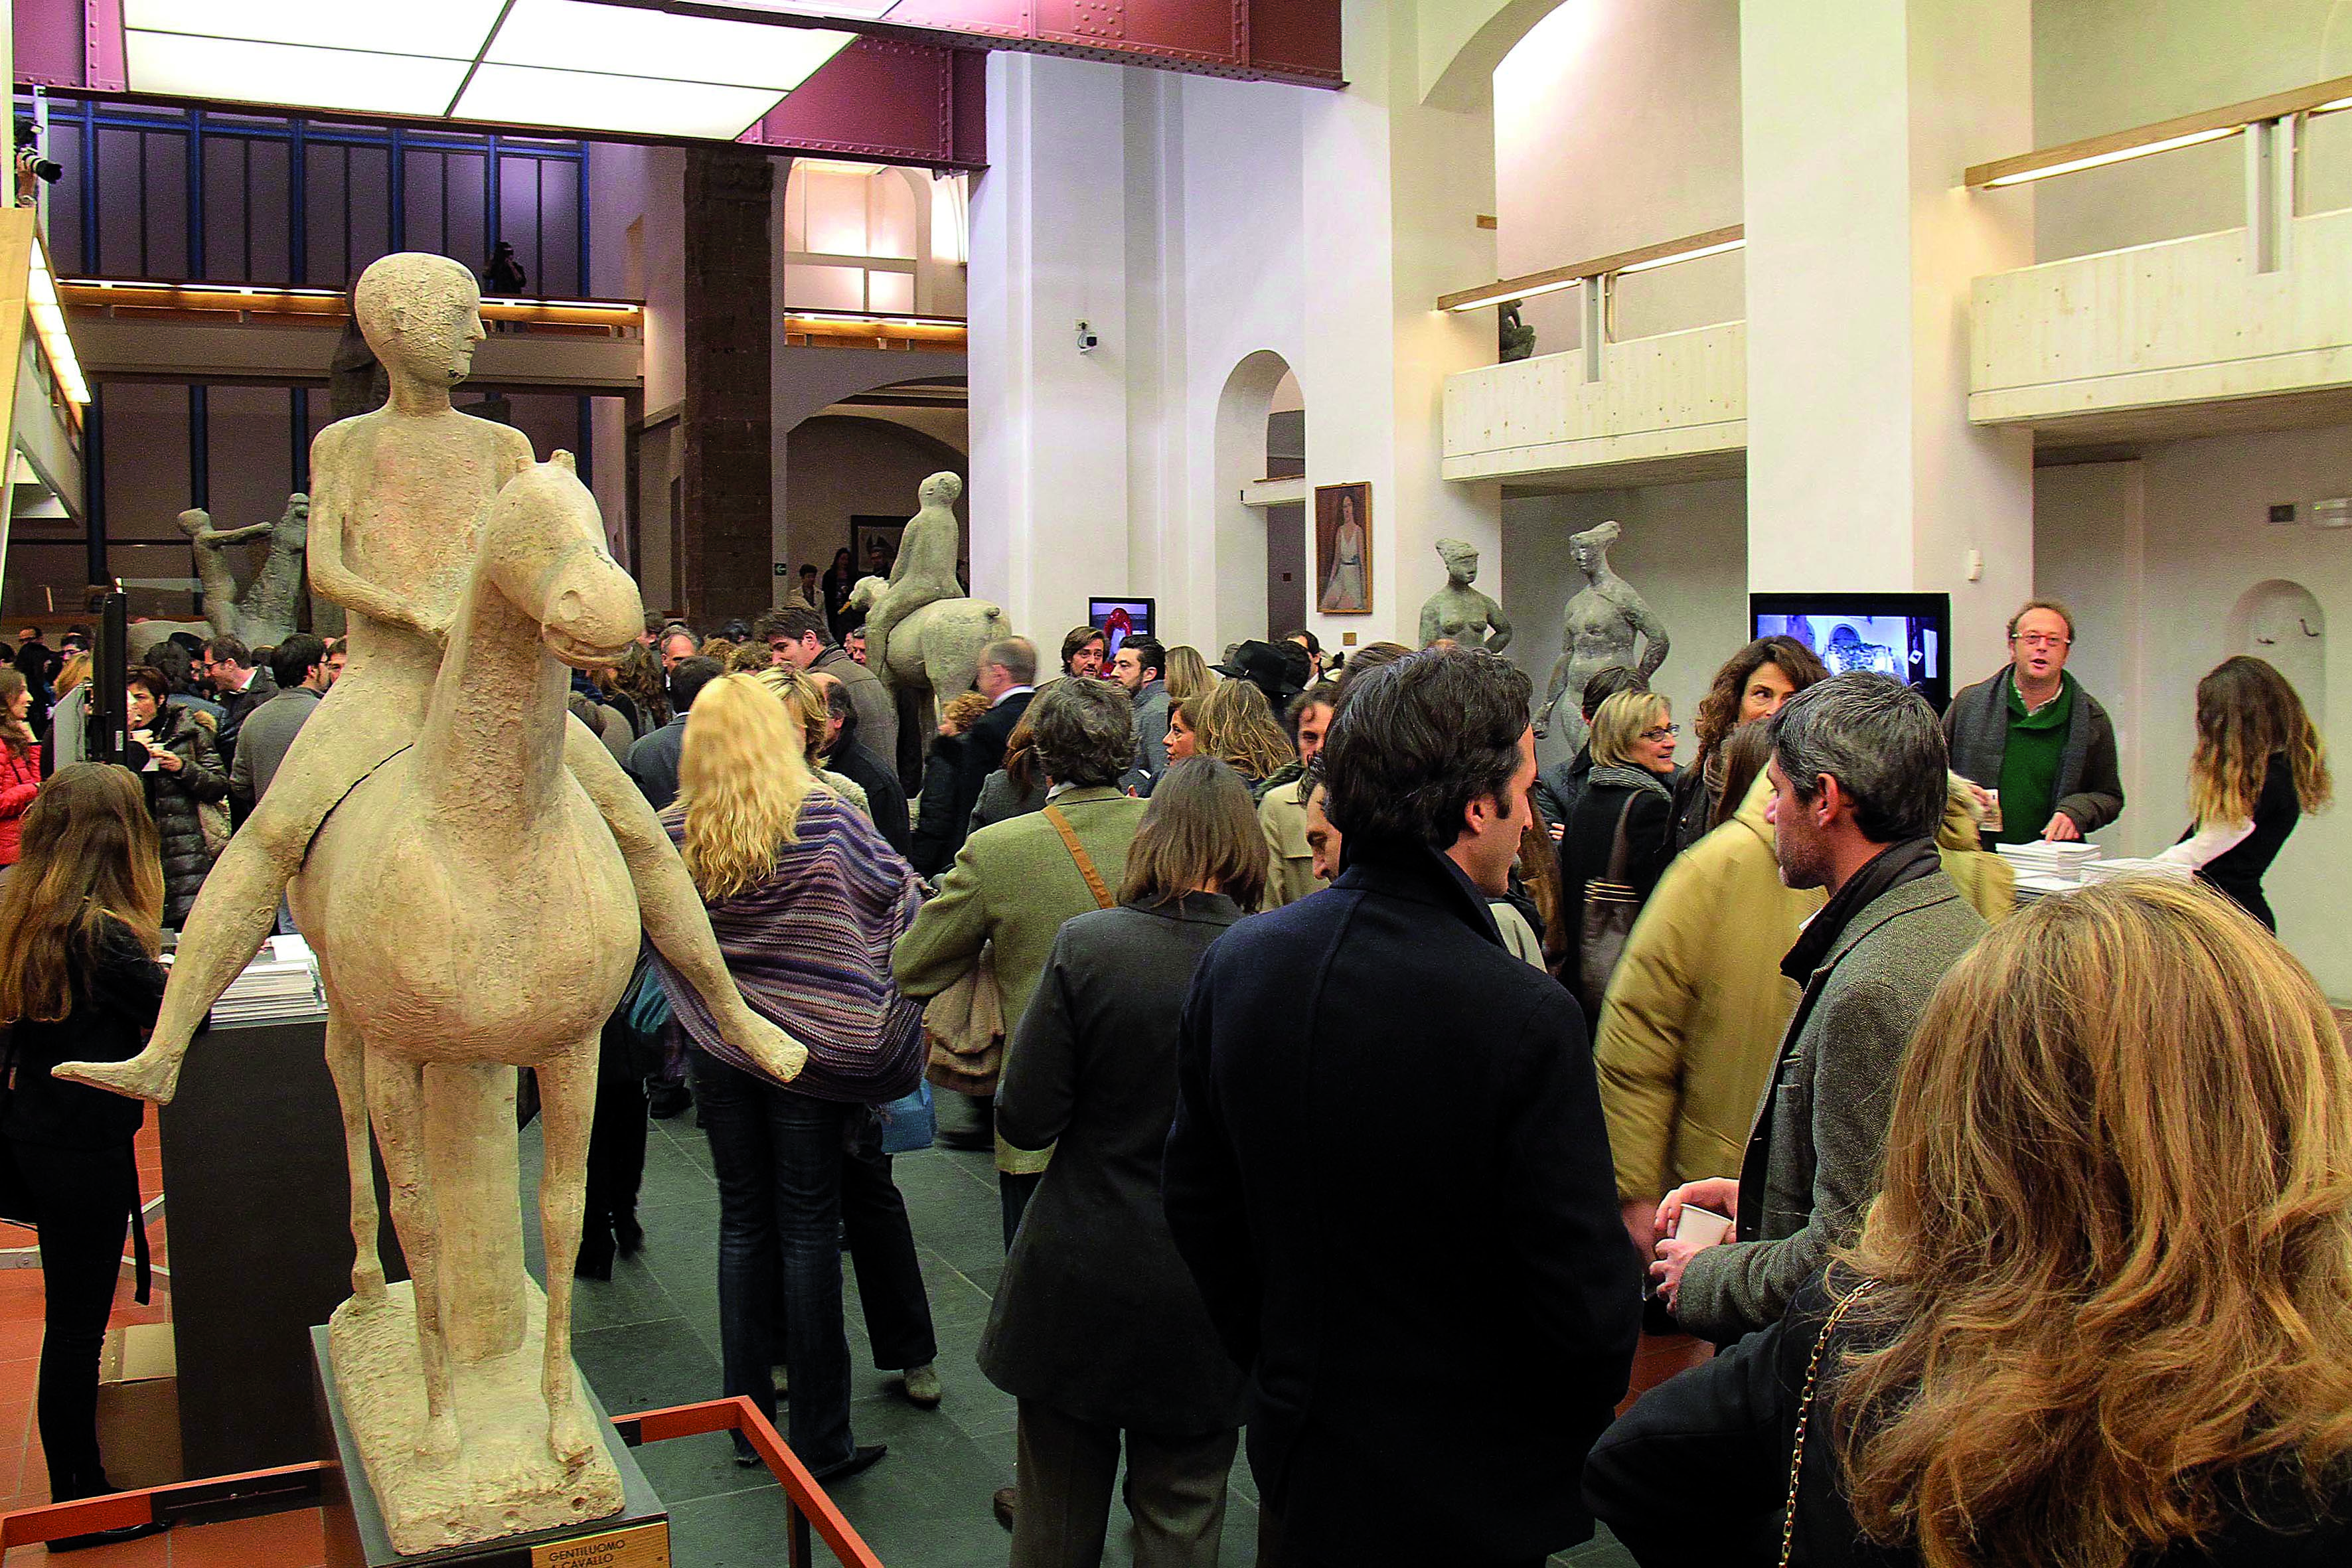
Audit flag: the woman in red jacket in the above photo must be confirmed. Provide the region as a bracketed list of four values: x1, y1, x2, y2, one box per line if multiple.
[0, 668, 44, 865]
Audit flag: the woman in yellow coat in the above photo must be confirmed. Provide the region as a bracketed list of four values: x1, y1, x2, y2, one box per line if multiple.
[1597, 730, 2011, 1248]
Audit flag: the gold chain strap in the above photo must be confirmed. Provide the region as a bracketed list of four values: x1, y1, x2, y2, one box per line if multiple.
[1778, 1280, 1881, 1568]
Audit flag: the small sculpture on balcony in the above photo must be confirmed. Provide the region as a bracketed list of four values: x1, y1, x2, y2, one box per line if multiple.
[1499, 300, 1536, 363]
[1541, 520, 1669, 750]
[1419, 539, 1513, 653]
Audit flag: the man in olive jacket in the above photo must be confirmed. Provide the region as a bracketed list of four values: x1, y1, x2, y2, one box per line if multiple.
[892, 677, 1147, 1244]
[1166, 649, 1640, 1568]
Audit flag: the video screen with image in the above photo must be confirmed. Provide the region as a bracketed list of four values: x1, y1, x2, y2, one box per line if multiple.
[1750, 593, 1952, 712]
[1088, 598, 1155, 662]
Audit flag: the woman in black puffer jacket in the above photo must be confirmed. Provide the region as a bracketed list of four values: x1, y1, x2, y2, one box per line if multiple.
[125, 665, 228, 927]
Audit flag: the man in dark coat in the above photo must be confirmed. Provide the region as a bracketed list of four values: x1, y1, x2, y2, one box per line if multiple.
[1164, 646, 1642, 1568]
[198, 634, 276, 772]
[625, 656, 722, 812]
[941, 637, 1036, 864]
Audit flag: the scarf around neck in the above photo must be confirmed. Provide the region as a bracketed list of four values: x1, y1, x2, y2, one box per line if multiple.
[1780, 836, 1940, 985]
[1587, 762, 1674, 802]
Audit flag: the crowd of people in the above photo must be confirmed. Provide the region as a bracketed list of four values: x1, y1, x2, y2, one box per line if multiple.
[0, 588, 2340, 1566]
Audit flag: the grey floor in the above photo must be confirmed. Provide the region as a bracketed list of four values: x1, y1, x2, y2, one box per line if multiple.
[519, 1112, 1638, 1568]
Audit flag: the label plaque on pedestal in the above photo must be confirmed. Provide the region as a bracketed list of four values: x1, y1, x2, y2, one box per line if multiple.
[313, 1328, 669, 1568]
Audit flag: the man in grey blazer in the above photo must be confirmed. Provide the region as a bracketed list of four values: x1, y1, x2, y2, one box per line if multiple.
[1584, 672, 1988, 1566]
[1647, 671, 1987, 1340]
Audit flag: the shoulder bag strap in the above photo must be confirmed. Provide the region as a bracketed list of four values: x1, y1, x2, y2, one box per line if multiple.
[1778, 1279, 1881, 1567]
[1042, 804, 1117, 910]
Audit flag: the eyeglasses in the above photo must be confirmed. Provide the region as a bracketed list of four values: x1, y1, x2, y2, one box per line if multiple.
[2013, 633, 2070, 649]
[1640, 724, 1680, 742]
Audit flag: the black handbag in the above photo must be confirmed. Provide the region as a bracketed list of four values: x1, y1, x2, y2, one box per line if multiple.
[1577, 794, 1644, 1016]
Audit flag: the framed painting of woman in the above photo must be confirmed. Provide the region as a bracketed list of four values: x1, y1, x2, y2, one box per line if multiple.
[1314, 483, 1372, 615]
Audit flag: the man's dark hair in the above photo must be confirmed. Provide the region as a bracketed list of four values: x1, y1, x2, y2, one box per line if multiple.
[1579, 664, 1648, 724]
[823, 679, 856, 738]
[643, 611, 667, 638]
[1288, 679, 1339, 724]
[1123, 637, 1166, 680]
[757, 605, 830, 647]
[1768, 672, 1948, 844]
[270, 633, 327, 688]
[1061, 624, 1106, 670]
[1283, 627, 1322, 659]
[1027, 678, 1135, 788]
[201, 634, 250, 668]
[668, 656, 724, 716]
[799, 563, 817, 576]
[1322, 647, 1530, 852]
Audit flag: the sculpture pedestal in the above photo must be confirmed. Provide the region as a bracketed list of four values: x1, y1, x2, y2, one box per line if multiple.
[315, 1288, 650, 1562]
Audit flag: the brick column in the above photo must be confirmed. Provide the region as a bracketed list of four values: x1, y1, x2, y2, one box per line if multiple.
[682, 147, 775, 626]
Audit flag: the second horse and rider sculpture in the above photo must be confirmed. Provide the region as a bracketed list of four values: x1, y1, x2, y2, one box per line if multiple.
[58, 253, 819, 1553]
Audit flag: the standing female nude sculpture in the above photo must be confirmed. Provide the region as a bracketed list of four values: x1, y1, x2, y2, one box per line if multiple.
[1543, 520, 1669, 752]
[65, 253, 804, 1107]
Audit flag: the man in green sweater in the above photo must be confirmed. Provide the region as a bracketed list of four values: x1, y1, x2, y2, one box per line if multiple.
[1941, 599, 2126, 845]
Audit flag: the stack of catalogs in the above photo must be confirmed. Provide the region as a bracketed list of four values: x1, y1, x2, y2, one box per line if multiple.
[2080, 857, 2195, 886]
[1996, 839, 2103, 903]
[201, 934, 327, 1024]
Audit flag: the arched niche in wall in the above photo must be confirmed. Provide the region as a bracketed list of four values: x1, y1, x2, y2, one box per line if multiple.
[2227, 579, 2326, 720]
[1212, 349, 1306, 655]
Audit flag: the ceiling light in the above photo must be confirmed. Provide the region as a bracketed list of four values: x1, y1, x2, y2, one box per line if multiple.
[1441, 275, 1581, 313]
[125, 0, 502, 60]
[1617, 236, 1745, 275]
[1983, 125, 2238, 187]
[126, 33, 472, 118]
[456, 64, 791, 141]
[487, 1, 855, 91]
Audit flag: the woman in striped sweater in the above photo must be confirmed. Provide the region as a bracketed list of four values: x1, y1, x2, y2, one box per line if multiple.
[655, 674, 933, 1483]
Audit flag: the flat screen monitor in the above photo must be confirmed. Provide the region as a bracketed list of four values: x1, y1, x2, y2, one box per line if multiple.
[1750, 592, 1952, 712]
[1087, 597, 1154, 661]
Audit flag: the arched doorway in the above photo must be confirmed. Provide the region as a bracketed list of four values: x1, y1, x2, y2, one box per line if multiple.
[1212, 350, 1305, 655]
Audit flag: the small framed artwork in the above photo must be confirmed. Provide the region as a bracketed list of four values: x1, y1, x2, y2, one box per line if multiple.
[1314, 482, 1372, 614]
[850, 516, 905, 583]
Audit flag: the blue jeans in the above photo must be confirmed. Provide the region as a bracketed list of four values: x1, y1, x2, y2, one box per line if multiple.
[690, 1046, 855, 1471]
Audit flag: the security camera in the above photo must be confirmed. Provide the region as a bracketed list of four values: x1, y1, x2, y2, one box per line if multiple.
[1075, 319, 1099, 353]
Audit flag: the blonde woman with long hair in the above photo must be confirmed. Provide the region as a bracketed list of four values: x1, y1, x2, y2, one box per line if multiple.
[0, 765, 171, 1546]
[1798, 879, 2352, 1567]
[1591, 879, 2352, 1567]
[654, 673, 931, 1484]
[2156, 655, 2332, 931]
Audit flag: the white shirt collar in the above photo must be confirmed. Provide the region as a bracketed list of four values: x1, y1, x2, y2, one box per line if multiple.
[991, 684, 1034, 708]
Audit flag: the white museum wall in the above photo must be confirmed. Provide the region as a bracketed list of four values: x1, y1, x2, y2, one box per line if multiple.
[969, 14, 1494, 661]
[2035, 436, 2352, 1000]
[1490, 0, 1745, 356]
[1500, 479, 1749, 742]
[2029, 0, 2352, 265]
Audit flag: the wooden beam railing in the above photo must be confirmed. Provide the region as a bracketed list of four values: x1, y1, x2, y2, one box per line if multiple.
[1964, 72, 2352, 188]
[1437, 224, 1744, 314]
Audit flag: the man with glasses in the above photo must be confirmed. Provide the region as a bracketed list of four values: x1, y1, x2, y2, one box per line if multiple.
[1942, 599, 2124, 845]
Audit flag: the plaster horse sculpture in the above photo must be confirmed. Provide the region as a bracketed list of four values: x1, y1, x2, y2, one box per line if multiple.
[846, 473, 1011, 738]
[298, 457, 650, 1543]
[844, 572, 1012, 740]
[97, 458, 647, 1549]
